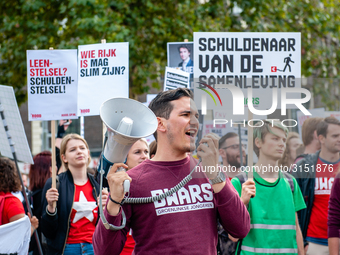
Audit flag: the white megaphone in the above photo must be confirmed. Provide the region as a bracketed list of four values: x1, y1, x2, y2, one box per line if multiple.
[99, 97, 158, 194]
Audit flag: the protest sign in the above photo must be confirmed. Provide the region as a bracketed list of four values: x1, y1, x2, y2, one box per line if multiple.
[327, 111, 340, 121]
[193, 32, 302, 114]
[202, 121, 227, 137]
[78, 42, 129, 116]
[164, 67, 190, 91]
[0, 85, 33, 164]
[214, 109, 268, 122]
[146, 94, 157, 105]
[202, 120, 248, 148]
[27, 50, 78, 121]
[167, 42, 194, 75]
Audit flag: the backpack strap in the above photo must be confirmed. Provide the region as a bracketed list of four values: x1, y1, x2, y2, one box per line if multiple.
[282, 172, 294, 193]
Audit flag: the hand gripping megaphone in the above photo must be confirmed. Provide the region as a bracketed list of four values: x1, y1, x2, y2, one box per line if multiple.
[99, 98, 158, 194]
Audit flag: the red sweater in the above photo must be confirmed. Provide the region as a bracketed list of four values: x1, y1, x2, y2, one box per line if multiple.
[93, 156, 250, 255]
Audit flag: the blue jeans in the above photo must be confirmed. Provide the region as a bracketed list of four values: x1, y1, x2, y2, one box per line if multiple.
[64, 243, 94, 255]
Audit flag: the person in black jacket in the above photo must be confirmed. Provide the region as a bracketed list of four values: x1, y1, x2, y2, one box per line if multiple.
[292, 117, 340, 255]
[41, 134, 102, 255]
[26, 151, 52, 254]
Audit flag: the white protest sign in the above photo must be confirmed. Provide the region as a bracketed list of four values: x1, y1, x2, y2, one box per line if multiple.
[164, 67, 190, 91]
[202, 120, 228, 138]
[193, 32, 301, 114]
[202, 120, 248, 148]
[78, 42, 129, 116]
[146, 94, 157, 106]
[27, 50, 78, 121]
[141, 101, 156, 144]
[214, 109, 267, 122]
[326, 111, 340, 121]
[202, 120, 252, 164]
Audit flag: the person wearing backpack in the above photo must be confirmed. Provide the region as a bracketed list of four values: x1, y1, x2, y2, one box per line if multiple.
[293, 117, 340, 255]
[230, 120, 306, 255]
[0, 157, 39, 254]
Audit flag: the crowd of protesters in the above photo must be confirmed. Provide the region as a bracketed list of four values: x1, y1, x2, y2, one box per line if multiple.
[1, 88, 340, 255]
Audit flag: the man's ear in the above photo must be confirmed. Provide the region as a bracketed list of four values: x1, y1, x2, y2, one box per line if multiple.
[219, 148, 225, 158]
[157, 117, 167, 134]
[313, 130, 318, 140]
[318, 134, 325, 144]
[254, 137, 262, 149]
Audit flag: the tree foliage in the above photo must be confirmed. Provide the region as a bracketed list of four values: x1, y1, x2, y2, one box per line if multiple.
[1, 0, 339, 108]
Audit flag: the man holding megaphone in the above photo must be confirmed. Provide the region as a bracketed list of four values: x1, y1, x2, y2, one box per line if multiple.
[93, 88, 250, 255]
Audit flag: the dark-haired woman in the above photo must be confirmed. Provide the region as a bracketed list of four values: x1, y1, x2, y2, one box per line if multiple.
[0, 157, 38, 254]
[28, 151, 52, 254]
[0, 157, 26, 225]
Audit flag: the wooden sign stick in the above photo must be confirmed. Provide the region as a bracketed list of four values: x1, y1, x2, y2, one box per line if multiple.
[49, 47, 57, 209]
[247, 109, 253, 181]
[101, 39, 107, 143]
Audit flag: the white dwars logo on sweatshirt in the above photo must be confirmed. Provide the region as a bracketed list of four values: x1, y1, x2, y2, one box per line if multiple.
[151, 183, 214, 216]
[315, 177, 334, 195]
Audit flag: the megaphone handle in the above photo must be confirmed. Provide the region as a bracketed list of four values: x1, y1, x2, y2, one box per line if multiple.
[116, 166, 130, 195]
[123, 180, 130, 195]
[116, 166, 126, 172]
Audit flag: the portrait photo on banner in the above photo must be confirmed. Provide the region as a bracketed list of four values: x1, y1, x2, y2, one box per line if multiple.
[167, 42, 194, 76]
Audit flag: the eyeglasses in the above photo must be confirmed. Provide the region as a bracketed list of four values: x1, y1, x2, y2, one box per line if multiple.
[222, 144, 246, 150]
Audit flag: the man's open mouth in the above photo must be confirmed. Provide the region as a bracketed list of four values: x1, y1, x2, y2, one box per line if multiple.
[185, 130, 196, 137]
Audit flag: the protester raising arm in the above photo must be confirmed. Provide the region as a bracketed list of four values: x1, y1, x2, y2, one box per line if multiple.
[197, 133, 250, 239]
[93, 88, 250, 255]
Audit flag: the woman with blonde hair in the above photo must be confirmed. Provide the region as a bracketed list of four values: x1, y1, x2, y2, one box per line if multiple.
[41, 134, 102, 255]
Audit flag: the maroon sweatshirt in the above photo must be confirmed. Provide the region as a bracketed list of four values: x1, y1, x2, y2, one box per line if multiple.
[93, 156, 250, 255]
[328, 173, 340, 238]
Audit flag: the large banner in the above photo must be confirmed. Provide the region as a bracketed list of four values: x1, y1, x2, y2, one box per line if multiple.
[193, 32, 301, 114]
[78, 42, 129, 116]
[27, 50, 78, 121]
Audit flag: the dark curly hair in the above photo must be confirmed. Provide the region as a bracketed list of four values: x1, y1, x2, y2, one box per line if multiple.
[0, 157, 21, 193]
